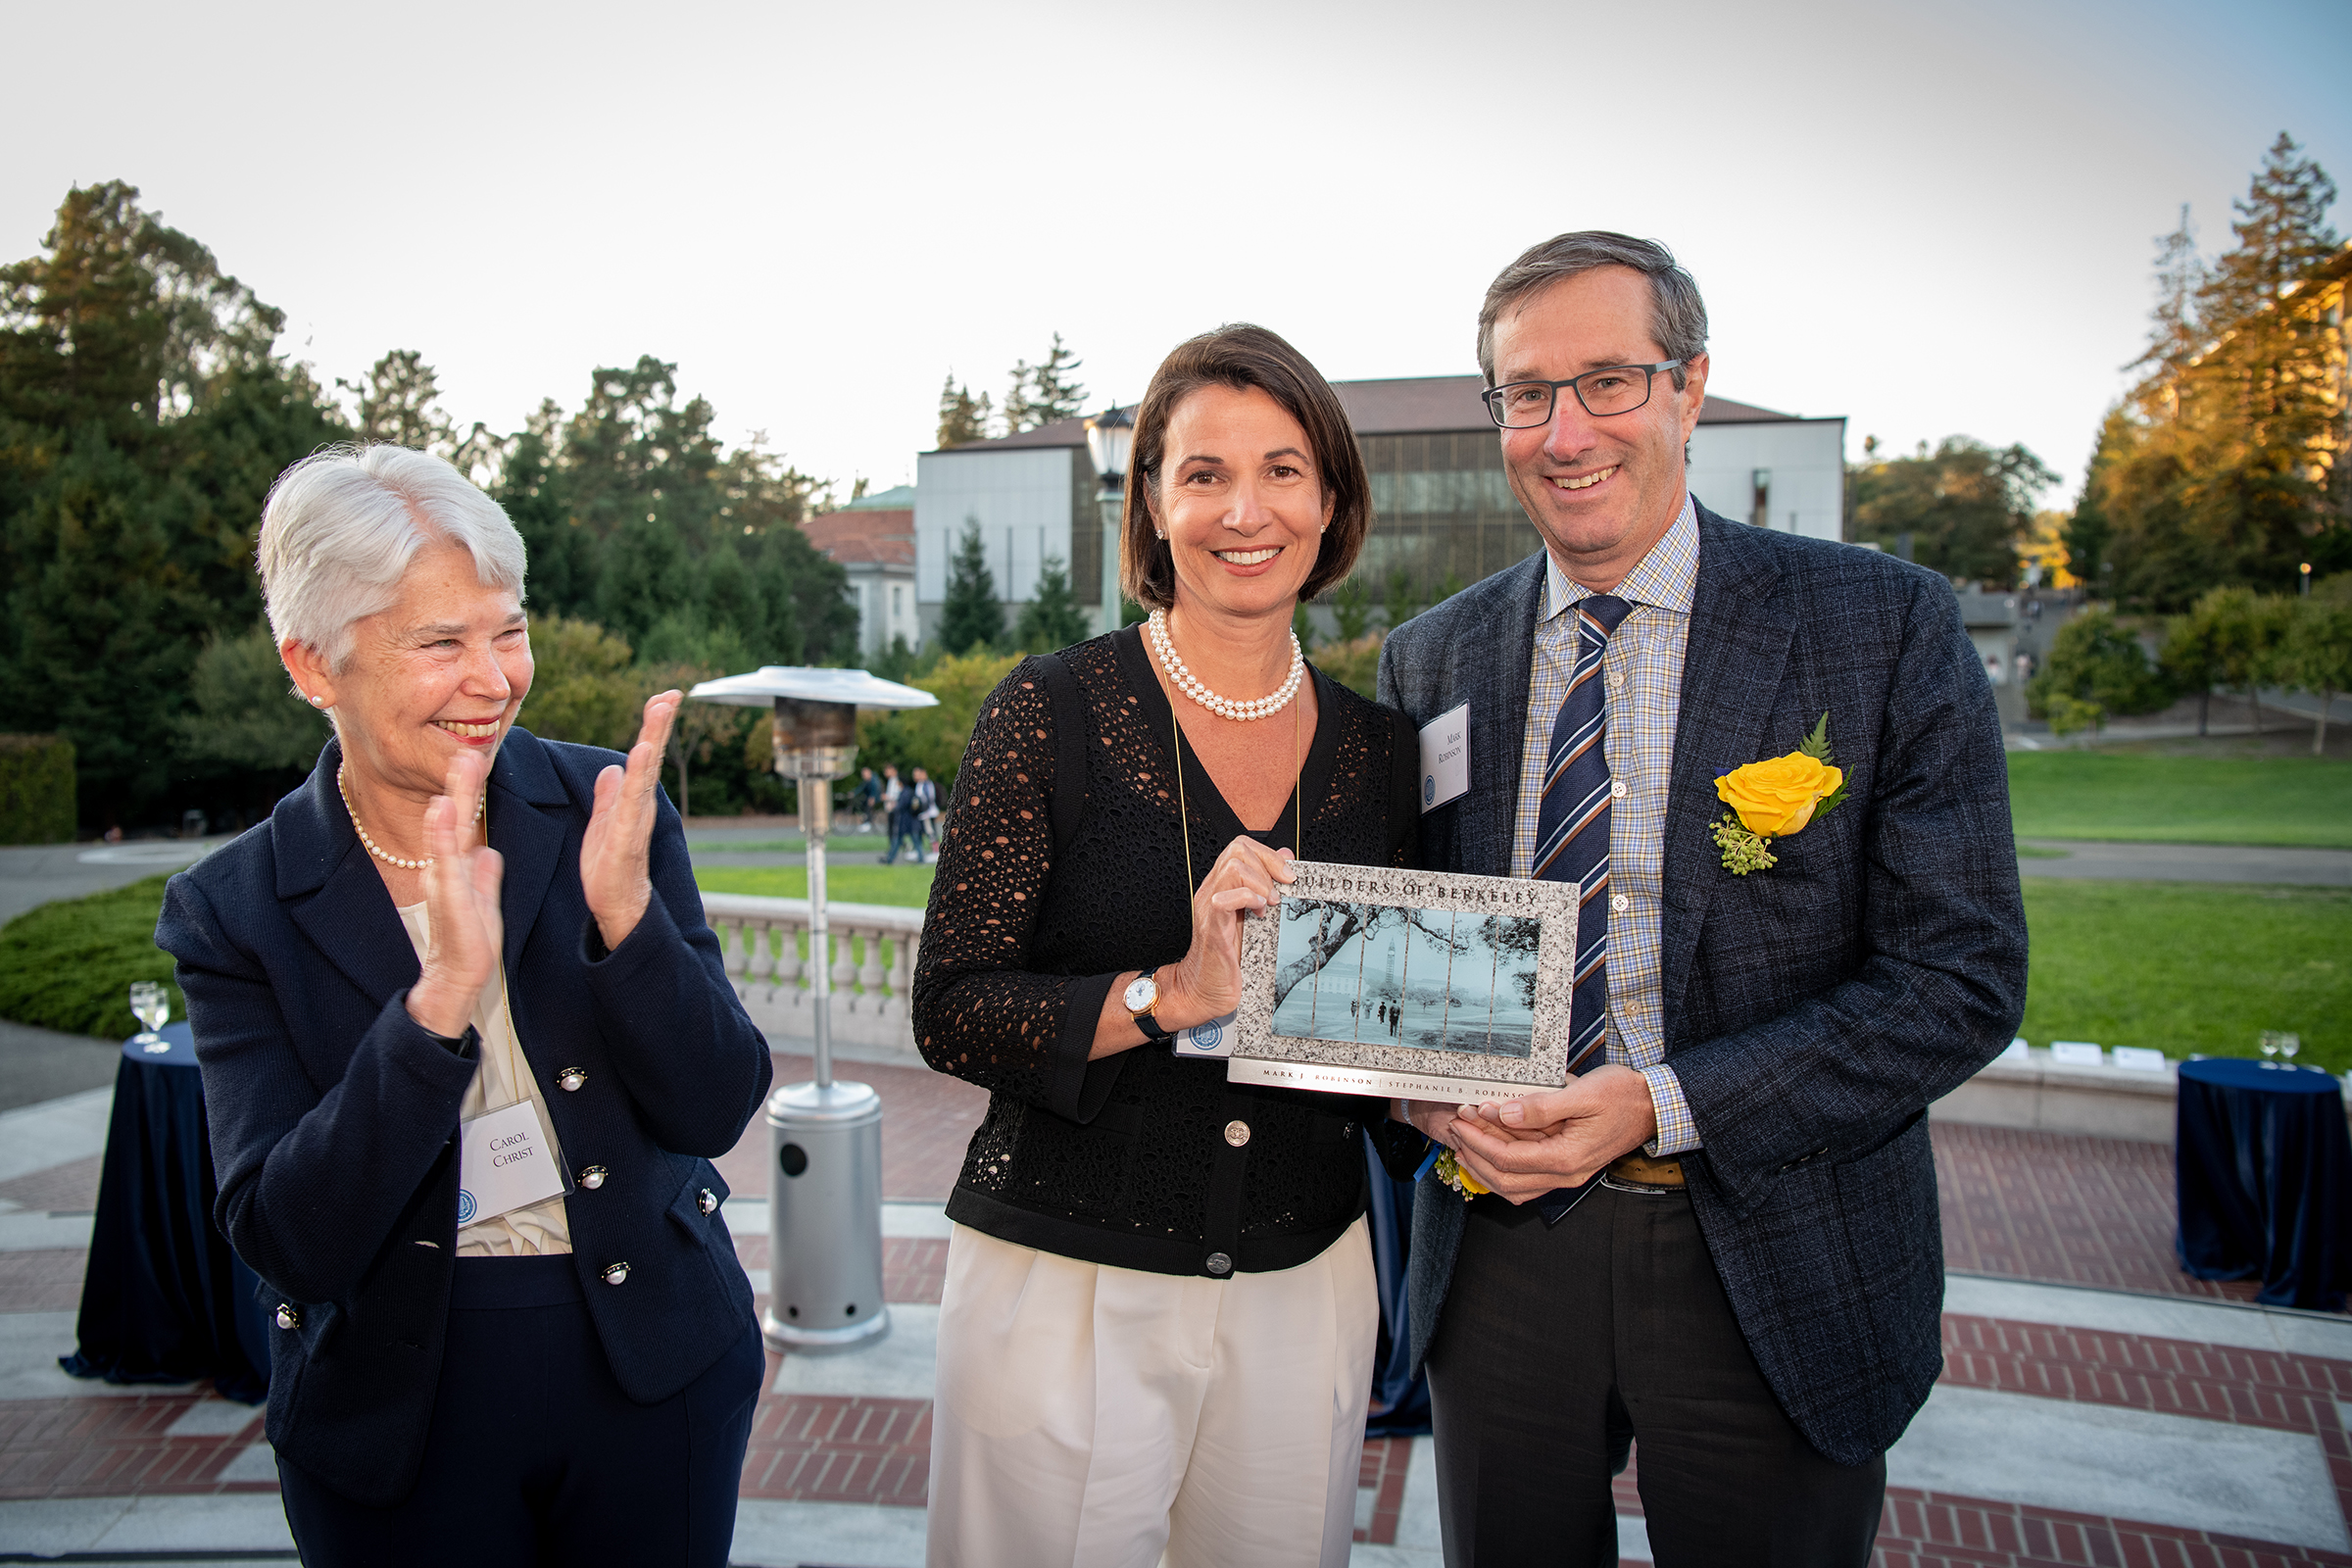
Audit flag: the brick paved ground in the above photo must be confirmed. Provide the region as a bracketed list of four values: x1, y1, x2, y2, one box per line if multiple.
[6, 1067, 2348, 1567]
[1935, 1121, 2266, 1304]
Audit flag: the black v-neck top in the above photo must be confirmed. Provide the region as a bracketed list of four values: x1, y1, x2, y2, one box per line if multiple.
[912, 623, 1420, 1277]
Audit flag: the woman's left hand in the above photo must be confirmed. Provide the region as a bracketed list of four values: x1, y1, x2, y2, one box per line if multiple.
[581, 690, 682, 953]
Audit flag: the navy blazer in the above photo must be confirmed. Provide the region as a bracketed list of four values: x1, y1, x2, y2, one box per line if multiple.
[157, 727, 773, 1506]
[1378, 504, 2027, 1468]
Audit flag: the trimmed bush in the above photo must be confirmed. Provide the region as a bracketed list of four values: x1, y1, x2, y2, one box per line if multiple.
[0, 735, 75, 845]
[0, 873, 181, 1038]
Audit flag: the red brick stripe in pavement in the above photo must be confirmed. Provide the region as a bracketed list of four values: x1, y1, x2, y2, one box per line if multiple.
[0, 1396, 266, 1499]
[1613, 1453, 2352, 1568]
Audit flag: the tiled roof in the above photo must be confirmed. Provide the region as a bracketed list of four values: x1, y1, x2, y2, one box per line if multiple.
[801, 507, 913, 568]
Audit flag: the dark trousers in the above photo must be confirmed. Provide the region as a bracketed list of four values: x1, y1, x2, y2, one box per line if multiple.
[1426, 1185, 1884, 1568]
[276, 1255, 763, 1567]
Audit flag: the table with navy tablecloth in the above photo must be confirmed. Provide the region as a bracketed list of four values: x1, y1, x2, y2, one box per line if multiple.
[59, 1020, 270, 1401]
[2175, 1055, 2352, 1312]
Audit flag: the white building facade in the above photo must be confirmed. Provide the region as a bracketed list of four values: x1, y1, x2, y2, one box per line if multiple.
[913, 376, 1847, 638]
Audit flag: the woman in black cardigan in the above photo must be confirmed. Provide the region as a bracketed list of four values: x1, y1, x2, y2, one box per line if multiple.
[913, 325, 1419, 1568]
[158, 445, 770, 1564]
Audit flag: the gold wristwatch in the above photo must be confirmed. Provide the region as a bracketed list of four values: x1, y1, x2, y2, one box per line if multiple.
[1124, 968, 1173, 1041]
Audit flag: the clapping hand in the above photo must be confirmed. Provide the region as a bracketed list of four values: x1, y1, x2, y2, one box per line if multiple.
[405, 749, 504, 1040]
[581, 690, 682, 953]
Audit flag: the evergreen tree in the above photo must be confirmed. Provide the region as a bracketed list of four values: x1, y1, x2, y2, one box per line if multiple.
[937, 374, 993, 448]
[2088, 135, 2347, 609]
[938, 516, 1003, 654]
[1004, 333, 1086, 432]
[1014, 556, 1091, 652]
[1330, 575, 1373, 642]
[340, 348, 455, 451]
[0, 181, 346, 825]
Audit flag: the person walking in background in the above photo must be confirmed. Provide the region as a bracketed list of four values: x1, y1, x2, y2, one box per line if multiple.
[909, 765, 940, 863]
[853, 765, 882, 833]
[883, 769, 920, 865]
[1380, 231, 2027, 1566]
[158, 444, 770, 1565]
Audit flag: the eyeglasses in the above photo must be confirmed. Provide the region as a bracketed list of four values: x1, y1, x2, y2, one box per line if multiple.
[1481, 362, 1686, 428]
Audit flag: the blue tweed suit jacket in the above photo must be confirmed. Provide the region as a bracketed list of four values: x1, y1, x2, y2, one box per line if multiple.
[156, 727, 772, 1506]
[1376, 504, 2027, 1468]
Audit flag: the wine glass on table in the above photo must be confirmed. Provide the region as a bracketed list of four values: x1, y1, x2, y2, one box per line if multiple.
[2258, 1031, 2282, 1068]
[128, 982, 172, 1054]
[2278, 1033, 2302, 1070]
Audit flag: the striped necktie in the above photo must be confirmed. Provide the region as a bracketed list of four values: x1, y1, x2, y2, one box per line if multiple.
[1530, 593, 1630, 1222]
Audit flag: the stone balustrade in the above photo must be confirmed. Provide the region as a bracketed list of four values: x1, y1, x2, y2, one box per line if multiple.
[701, 893, 923, 1060]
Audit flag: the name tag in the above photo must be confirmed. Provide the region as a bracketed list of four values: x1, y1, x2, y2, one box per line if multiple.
[1419, 703, 1470, 813]
[1172, 1011, 1238, 1059]
[457, 1100, 566, 1226]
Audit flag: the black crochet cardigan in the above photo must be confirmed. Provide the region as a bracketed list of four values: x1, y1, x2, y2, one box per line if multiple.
[911, 623, 1420, 1277]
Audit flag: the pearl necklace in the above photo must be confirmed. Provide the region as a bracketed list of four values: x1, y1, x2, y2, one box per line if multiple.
[338, 763, 484, 870]
[1147, 608, 1304, 721]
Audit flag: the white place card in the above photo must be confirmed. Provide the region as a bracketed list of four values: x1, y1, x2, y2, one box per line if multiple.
[2110, 1046, 2168, 1072]
[2049, 1041, 2105, 1068]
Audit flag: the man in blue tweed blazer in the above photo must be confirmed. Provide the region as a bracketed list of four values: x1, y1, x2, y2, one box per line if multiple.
[1377, 233, 2027, 1566]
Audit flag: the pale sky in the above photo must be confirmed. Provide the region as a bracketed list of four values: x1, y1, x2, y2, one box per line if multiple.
[8, 0, 2348, 508]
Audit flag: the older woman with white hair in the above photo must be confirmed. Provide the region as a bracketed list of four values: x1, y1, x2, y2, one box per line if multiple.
[157, 444, 772, 1563]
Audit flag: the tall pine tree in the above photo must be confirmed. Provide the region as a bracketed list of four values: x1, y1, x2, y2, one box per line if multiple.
[938, 517, 1004, 654]
[936, 374, 992, 448]
[1014, 556, 1090, 652]
[1004, 333, 1087, 433]
[2081, 134, 2347, 609]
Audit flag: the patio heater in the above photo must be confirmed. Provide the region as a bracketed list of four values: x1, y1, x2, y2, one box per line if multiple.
[686, 665, 938, 1353]
[1085, 405, 1135, 636]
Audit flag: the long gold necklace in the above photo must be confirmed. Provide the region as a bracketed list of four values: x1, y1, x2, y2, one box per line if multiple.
[339, 763, 485, 870]
[1170, 668, 1304, 895]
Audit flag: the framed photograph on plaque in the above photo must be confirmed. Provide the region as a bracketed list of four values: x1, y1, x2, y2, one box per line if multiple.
[1227, 861, 1579, 1103]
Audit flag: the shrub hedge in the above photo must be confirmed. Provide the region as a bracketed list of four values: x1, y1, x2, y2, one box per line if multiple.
[0, 873, 181, 1038]
[0, 734, 75, 845]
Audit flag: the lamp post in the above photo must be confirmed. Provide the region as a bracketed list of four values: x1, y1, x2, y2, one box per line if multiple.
[1086, 405, 1135, 636]
[687, 665, 938, 1354]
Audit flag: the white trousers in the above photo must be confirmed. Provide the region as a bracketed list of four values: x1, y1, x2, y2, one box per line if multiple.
[926, 1216, 1377, 1568]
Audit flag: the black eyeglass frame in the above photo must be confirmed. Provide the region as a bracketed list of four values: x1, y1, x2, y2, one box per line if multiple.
[1480, 361, 1688, 428]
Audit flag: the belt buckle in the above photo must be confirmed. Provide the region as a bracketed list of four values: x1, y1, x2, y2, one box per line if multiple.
[1598, 1171, 1674, 1196]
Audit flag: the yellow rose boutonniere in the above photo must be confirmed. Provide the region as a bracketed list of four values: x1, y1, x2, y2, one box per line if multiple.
[1428, 1147, 1490, 1200]
[1711, 712, 1848, 875]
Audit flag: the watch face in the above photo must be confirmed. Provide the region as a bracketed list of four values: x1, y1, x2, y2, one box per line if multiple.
[1124, 973, 1158, 1012]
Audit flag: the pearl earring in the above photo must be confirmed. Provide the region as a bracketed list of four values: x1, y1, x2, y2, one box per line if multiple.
[309, 695, 326, 708]
[1155, 531, 1166, 542]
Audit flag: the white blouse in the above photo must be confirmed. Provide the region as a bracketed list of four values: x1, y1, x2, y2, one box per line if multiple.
[395, 903, 572, 1257]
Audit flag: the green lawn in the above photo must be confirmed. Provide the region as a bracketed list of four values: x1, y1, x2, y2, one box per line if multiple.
[2020, 879, 2350, 1071]
[2008, 753, 2352, 847]
[692, 864, 934, 905]
[0, 873, 182, 1038]
[7, 866, 2342, 1076]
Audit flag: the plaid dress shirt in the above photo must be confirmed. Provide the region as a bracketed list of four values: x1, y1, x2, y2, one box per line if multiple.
[1508, 498, 1701, 1154]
